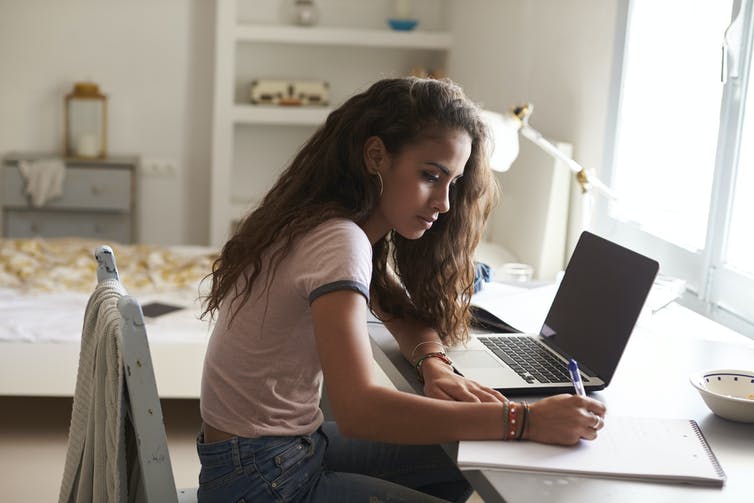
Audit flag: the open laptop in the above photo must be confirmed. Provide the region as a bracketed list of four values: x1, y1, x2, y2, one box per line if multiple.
[448, 231, 659, 395]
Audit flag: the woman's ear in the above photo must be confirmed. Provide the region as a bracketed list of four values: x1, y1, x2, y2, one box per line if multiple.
[364, 136, 387, 175]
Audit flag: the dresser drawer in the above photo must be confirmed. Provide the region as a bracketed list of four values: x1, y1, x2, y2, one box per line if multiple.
[4, 209, 131, 243]
[2, 164, 132, 211]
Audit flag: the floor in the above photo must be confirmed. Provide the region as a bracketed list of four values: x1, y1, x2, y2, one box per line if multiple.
[0, 396, 201, 502]
[0, 396, 485, 502]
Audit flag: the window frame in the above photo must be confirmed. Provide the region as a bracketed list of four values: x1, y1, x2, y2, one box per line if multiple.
[594, 0, 754, 337]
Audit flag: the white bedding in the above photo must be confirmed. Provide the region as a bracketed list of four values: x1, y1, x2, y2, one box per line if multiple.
[0, 238, 216, 344]
[0, 237, 522, 344]
[0, 288, 212, 343]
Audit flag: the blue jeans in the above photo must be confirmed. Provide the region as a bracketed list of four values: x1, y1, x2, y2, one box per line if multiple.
[196, 421, 472, 502]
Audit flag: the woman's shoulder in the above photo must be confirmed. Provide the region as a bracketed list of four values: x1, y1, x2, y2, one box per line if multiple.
[290, 218, 372, 285]
[291, 218, 371, 264]
[307, 218, 369, 246]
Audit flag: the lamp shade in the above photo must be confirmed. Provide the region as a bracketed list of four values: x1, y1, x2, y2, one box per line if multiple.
[482, 105, 616, 199]
[480, 109, 519, 172]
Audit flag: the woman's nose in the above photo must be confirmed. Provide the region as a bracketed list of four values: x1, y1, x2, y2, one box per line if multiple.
[433, 185, 451, 213]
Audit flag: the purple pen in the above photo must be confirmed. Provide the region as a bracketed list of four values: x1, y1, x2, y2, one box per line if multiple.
[568, 358, 587, 396]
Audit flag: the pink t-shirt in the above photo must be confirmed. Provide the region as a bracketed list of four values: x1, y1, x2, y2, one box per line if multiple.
[200, 219, 372, 437]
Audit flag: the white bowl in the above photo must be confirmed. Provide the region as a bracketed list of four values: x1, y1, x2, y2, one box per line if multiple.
[690, 369, 754, 423]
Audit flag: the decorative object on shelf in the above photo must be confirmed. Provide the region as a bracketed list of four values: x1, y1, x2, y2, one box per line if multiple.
[292, 0, 319, 27]
[388, 0, 418, 31]
[409, 67, 447, 80]
[249, 79, 330, 106]
[387, 19, 418, 31]
[64, 82, 107, 159]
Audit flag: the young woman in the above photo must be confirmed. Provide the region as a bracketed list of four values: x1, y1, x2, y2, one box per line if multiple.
[198, 77, 607, 502]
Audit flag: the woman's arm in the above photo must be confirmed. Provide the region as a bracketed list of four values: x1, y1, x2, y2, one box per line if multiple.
[312, 289, 606, 445]
[371, 268, 506, 403]
[376, 310, 507, 403]
[372, 269, 505, 402]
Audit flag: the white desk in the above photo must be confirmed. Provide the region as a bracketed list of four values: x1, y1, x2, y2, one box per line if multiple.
[368, 303, 754, 503]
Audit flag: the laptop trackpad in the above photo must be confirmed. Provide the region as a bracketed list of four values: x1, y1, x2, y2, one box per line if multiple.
[450, 350, 502, 368]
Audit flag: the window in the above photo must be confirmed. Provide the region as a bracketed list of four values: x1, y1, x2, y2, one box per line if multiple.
[727, 71, 754, 275]
[596, 0, 754, 336]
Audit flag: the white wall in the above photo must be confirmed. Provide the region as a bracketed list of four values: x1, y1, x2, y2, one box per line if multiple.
[448, 0, 620, 258]
[0, 0, 620, 249]
[0, 0, 214, 245]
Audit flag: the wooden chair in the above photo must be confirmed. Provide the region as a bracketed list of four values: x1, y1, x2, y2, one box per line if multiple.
[59, 246, 197, 502]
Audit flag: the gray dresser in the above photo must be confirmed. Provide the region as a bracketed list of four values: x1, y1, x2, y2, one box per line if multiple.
[2, 154, 138, 243]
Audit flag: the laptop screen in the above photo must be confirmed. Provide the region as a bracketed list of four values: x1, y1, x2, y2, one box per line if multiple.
[539, 232, 659, 384]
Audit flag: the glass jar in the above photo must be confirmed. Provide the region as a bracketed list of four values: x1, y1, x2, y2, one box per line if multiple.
[64, 82, 107, 158]
[293, 0, 319, 26]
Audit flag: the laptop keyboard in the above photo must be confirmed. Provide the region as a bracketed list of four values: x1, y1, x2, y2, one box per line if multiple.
[478, 336, 577, 384]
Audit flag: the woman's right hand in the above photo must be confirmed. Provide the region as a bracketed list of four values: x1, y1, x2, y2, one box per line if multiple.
[522, 394, 607, 445]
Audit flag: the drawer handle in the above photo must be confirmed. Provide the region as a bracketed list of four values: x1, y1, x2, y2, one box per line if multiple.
[30, 222, 41, 233]
[90, 184, 106, 195]
[94, 223, 106, 234]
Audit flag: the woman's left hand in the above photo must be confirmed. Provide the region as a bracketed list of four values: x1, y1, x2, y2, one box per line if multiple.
[420, 357, 507, 403]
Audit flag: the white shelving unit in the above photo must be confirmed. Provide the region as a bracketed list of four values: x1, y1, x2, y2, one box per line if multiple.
[231, 104, 332, 126]
[235, 24, 453, 49]
[210, 0, 451, 246]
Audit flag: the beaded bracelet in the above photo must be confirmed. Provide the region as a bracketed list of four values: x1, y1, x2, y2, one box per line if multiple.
[502, 401, 530, 440]
[414, 351, 453, 384]
[507, 402, 521, 440]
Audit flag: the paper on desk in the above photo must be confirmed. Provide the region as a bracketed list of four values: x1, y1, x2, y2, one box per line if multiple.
[471, 282, 558, 334]
[456, 416, 726, 486]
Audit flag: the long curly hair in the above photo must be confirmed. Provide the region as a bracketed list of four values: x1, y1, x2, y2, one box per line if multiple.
[201, 77, 499, 345]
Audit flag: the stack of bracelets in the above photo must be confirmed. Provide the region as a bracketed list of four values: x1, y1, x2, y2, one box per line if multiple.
[412, 349, 530, 441]
[413, 351, 453, 384]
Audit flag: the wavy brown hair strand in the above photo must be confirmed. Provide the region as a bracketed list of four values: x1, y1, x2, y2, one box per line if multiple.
[202, 77, 499, 344]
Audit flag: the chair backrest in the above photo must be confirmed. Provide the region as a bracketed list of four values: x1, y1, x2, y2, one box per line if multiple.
[95, 245, 120, 283]
[95, 246, 179, 503]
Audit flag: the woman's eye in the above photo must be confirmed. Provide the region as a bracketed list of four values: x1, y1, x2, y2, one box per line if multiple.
[422, 171, 440, 183]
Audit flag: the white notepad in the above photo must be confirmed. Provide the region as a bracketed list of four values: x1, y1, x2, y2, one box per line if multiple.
[457, 416, 726, 487]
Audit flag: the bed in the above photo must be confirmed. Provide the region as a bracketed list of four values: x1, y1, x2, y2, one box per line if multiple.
[0, 238, 218, 398]
[0, 234, 529, 400]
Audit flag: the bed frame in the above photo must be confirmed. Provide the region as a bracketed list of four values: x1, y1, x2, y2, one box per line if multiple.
[0, 341, 206, 398]
[0, 241, 212, 399]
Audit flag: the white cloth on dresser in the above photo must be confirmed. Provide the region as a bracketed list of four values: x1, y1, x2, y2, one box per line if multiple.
[18, 158, 66, 206]
[58, 279, 135, 503]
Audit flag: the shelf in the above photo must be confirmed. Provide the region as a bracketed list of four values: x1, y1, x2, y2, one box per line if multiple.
[211, 0, 453, 246]
[232, 105, 331, 126]
[235, 24, 452, 50]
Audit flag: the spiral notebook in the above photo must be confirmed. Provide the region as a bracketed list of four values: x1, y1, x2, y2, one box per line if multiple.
[457, 416, 726, 487]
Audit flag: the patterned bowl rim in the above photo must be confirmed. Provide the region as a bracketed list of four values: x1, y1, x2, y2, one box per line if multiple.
[689, 368, 754, 404]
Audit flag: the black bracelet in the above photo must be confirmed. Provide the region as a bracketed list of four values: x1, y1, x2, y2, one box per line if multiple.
[519, 401, 529, 440]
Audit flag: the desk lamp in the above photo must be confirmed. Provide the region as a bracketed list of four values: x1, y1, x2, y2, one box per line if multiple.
[482, 103, 616, 200]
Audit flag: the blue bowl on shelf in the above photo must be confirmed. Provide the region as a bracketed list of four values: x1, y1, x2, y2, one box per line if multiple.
[387, 18, 418, 31]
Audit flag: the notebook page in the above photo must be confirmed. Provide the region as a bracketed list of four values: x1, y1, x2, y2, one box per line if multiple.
[471, 282, 557, 334]
[457, 416, 725, 485]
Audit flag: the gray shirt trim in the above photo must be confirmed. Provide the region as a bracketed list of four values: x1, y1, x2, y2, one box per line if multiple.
[309, 280, 370, 305]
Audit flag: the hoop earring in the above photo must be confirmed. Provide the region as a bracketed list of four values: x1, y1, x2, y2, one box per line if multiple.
[375, 172, 384, 198]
